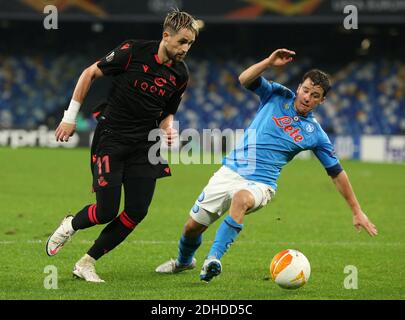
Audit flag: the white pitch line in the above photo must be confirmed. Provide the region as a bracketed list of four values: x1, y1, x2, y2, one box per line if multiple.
[0, 239, 403, 247]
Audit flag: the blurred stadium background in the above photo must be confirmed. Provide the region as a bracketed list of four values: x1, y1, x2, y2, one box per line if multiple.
[1, 0, 404, 161]
[0, 0, 405, 300]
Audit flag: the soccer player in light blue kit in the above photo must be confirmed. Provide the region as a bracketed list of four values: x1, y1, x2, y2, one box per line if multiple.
[156, 49, 378, 282]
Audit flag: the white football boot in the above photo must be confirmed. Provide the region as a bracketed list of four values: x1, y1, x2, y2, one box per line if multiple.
[200, 257, 222, 282]
[155, 258, 197, 274]
[73, 254, 105, 283]
[46, 215, 76, 256]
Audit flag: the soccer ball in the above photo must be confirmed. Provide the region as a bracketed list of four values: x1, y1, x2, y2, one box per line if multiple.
[270, 249, 311, 289]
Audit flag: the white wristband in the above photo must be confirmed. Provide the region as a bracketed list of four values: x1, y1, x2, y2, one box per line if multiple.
[62, 99, 81, 124]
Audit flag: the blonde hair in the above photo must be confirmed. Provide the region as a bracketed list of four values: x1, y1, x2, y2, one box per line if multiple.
[163, 9, 199, 36]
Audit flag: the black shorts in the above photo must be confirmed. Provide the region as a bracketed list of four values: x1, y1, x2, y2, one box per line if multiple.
[90, 124, 171, 192]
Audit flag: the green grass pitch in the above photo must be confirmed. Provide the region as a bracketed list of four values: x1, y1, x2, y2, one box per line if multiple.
[0, 147, 404, 299]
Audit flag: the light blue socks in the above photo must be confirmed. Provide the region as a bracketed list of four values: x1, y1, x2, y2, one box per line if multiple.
[207, 215, 243, 259]
[177, 234, 202, 266]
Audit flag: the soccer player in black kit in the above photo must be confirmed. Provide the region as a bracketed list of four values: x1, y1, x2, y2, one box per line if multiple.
[46, 10, 199, 282]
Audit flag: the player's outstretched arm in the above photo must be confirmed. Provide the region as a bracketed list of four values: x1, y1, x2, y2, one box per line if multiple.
[332, 170, 378, 237]
[55, 62, 103, 142]
[238, 48, 296, 88]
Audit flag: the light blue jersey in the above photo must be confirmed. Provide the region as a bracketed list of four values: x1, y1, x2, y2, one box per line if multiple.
[223, 76, 339, 190]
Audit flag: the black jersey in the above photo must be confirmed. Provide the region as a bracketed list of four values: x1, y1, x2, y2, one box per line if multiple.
[97, 40, 189, 141]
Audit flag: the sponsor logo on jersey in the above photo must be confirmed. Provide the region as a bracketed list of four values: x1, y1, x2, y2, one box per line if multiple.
[272, 115, 304, 142]
[154, 77, 167, 87]
[133, 67, 177, 97]
[133, 78, 167, 96]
